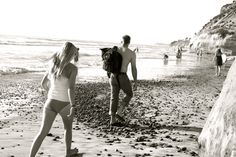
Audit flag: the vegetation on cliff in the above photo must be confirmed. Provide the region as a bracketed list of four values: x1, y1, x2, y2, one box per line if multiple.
[200, 1, 236, 39]
[191, 1, 236, 54]
[171, 1, 236, 54]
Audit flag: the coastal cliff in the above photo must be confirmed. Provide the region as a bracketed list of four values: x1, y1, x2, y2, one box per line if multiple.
[197, 2, 236, 157]
[198, 59, 236, 157]
[190, 1, 236, 55]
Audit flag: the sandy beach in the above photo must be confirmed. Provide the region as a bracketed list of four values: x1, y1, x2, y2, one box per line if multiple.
[0, 57, 231, 157]
[0, 0, 235, 156]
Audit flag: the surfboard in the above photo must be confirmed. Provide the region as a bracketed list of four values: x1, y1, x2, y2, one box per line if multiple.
[222, 54, 227, 64]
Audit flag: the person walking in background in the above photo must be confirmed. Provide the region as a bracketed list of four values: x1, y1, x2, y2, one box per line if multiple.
[134, 47, 139, 53]
[29, 42, 79, 157]
[197, 48, 203, 57]
[176, 47, 182, 59]
[163, 53, 169, 65]
[109, 35, 137, 126]
[213, 46, 223, 76]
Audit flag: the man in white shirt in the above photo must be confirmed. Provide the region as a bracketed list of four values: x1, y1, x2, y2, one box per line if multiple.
[109, 35, 137, 126]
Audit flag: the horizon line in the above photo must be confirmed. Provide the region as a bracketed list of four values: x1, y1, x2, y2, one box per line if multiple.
[0, 33, 170, 46]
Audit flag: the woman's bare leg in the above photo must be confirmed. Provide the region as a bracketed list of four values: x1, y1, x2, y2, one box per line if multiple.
[218, 66, 221, 76]
[215, 66, 219, 76]
[29, 107, 57, 157]
[59, 105, 77, 156]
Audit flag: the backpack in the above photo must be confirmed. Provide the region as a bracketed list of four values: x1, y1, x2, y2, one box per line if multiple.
[100, 46, 122, 77]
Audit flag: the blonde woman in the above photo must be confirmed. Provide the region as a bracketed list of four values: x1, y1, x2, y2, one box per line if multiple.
[29, 42, 79, 157]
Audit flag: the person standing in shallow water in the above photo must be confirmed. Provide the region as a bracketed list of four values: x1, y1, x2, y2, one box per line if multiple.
[109, 35, 138, 126]
[213, 46, 223, 76]
[29, 42, 79, 157]
[176, 47, 182, 59]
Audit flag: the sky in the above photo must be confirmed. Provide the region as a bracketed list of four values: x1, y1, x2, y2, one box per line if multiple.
[0, 0, 233, 44]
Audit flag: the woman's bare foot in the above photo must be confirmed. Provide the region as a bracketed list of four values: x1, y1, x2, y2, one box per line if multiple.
[66, 148, 78, 157]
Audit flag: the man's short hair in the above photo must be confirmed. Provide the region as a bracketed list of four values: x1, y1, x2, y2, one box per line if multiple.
[122, 35, 131, 44]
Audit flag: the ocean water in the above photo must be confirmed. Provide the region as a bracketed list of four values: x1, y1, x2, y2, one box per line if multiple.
[0, 35, 212, 81]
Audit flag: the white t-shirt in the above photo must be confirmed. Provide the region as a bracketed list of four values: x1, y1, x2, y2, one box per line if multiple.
[47, 74, 70, 102]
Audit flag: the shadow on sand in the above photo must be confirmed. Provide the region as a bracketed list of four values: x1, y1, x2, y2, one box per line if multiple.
[71, 153, 84, 157]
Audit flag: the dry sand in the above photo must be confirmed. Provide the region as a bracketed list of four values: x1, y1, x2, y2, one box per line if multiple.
[0, 63, 230, 157]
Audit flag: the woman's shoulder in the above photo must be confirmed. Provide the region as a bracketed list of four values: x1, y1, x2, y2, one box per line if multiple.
[65, 63, 78, 71]
[62, 63, 78, 77]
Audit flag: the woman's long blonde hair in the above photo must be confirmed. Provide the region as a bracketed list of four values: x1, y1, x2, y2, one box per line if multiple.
[50, 42, 78, 78]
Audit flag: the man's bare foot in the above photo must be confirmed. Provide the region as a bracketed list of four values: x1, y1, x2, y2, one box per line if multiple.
[66, 148, 78, 157]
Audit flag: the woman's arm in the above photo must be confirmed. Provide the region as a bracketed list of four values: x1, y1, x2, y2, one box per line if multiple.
[41, 72, 49, 91]
[67, 66, 78, 119]
[68, 66, 78, 107]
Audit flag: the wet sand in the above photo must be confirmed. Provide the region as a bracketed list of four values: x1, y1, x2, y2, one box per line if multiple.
[0, 61, 231, 157]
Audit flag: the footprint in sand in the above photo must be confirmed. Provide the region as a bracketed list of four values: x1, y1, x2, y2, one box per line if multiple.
[70, 153, 84, 157]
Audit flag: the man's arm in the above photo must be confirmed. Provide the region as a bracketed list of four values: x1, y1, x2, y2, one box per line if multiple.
[131, 53, 137, 90]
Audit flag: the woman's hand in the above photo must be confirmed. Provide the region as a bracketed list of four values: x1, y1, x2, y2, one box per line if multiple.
[67, 107, 75, 120]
